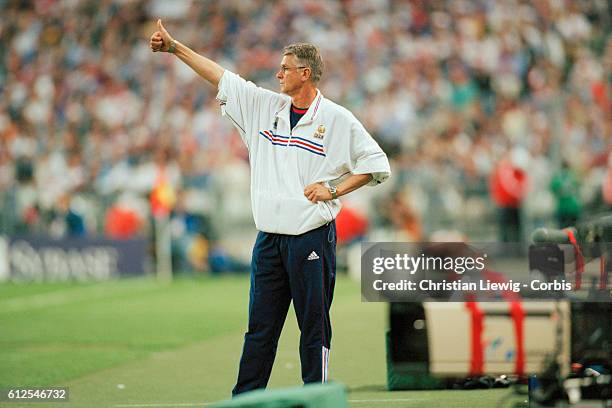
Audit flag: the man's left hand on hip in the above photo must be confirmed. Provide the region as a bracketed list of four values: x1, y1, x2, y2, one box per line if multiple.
[304, 182, 333, 203]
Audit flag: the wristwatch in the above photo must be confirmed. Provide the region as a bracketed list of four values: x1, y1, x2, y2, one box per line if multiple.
[328, 186, 338, 200]
[168, 39, 176, 53]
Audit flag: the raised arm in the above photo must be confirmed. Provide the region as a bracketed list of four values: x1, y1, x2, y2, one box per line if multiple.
[150, 19, 224, 87]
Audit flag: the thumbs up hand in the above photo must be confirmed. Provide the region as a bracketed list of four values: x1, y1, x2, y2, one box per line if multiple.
[150, 19, 174, 52]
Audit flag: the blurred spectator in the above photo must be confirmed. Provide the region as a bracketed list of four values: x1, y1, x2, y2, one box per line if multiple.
[335, 205, 369, 245]
[489, 150, 528, 242]
[53, 193, 86, 237]
[170, 189, 215, 273]
[149, 147, 180, 218]
[105, 204, 143, 239]
[550, 160, 582, 228]
[604, 153, 612, 208]
[380, 189, 423, 241]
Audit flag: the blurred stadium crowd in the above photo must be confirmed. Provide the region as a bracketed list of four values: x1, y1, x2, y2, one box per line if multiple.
[0, 0, 610, 271]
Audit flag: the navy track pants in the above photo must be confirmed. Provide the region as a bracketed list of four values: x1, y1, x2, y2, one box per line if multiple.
[232, 222, 336, 395]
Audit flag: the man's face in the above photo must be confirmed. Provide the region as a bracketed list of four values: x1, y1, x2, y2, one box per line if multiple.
[276, 54, 308, 95]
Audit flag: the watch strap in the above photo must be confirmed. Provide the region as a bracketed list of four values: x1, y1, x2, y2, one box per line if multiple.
[329, 186, 338, 200]
[168, 39, 176, 53]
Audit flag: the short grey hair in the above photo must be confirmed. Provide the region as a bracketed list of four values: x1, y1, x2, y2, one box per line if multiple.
[282, 43, 323, 84]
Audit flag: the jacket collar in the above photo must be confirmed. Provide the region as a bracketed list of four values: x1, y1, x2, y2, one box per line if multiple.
[275, 90, 323, 127]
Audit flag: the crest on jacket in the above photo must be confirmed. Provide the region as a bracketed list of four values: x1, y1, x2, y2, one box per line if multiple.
[313, 124, 326, 139]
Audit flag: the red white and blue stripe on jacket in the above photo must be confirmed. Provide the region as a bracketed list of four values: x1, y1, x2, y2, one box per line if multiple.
[258, 130, 326, 157]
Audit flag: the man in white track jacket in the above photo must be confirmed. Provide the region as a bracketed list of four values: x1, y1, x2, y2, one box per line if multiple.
[150, 19, 390, 395]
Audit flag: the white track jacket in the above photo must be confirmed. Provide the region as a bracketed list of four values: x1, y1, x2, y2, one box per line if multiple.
[216, 70, 391, 235]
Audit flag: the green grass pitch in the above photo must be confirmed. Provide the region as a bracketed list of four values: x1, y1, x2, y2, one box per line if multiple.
[0, 275, 527, 407]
